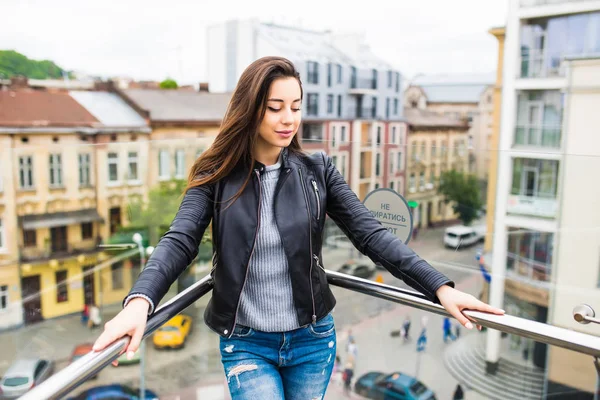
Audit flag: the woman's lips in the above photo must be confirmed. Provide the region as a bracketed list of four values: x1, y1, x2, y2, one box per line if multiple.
[276, 130, 293, 138]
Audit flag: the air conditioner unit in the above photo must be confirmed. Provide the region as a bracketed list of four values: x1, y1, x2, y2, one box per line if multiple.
[409, 187, 416, 193]
[425, 183, 434, 190]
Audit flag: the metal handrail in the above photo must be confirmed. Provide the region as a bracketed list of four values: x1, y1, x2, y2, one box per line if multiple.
[19, 270, 600, 400]
[19, 275, 215, 400]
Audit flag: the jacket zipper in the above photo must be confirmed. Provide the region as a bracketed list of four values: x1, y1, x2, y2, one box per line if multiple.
[230, 169, 262, 337]
[313, 254, 325, 271]
[299, 169, 317, 324]
[311, 180, 320, 221]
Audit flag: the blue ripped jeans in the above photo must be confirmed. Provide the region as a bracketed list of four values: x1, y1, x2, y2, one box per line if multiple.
[219, 313, 337, 400]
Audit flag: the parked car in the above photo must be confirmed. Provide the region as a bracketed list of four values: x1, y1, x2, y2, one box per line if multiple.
[153, 314, 193, 349]
[115, 348, 141, 366]
[337, 260, 376, 279]
[69, 343, 98, 379]
[0, 358, 55, 399]
[68, 384, 158, 400]
[443, 225, 485, 249]
[354, 371, 436, 400]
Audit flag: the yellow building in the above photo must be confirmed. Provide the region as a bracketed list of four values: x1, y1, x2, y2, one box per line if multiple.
[403, 108, 469, 230]
[0, 85, 150, 327]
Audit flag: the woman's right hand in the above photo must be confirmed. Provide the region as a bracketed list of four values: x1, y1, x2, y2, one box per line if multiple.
[92, 298, 150, 366]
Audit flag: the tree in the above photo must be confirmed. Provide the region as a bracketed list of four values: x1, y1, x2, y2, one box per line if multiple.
[159, 78, 178, 89]
[437, 170, 483, 226]
[0, 50, 70, 79]
[122, 179, 212, 254]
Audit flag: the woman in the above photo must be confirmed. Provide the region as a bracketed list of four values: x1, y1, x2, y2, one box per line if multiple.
[93, 56, 504, 399]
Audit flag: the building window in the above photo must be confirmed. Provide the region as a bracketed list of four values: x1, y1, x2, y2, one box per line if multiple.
[126, 151, 138, 181]
[23, 229, 36, 247]
[49, 154, 63, 187]
[337, 95, 342, 117]
[376, 127, 382, 145]
[107, 152, 119, 182]
[386, 98, 390, 119]
[394, 98, 399, 115]
[0, 219, 4, 250]
[159, 150, 170, 179]
[432, 142, 437, 157]
[507, 228, 553, 282]
[395, 72, 400, 93]
[56, 270, 68, 303]
[412, 142, 418, 161]
[327, 63, 332, 87]
[175, 149, 185, 179]
[397, 152, 402, 172]
[301, 123, 324, 142]
[327, 94, 334, 114]
[387, 70, 393, 88]
[337, 64, 343, 83]
[331, 126, 337, 148]
[111, 262, 124, 290]
[389, 151, 395, 174]
[391, 126, 397, 144]
[340, 154, 347, 179]
[511, 158, 559, 198]
[307, 61, 319, 84]
[78, 153, 91, 187]
[371, 97, 377, 118]
[430, 170, 435, 185]
[340, 126, 347, 143]
[390, 181, 395, 190]
[409, 174, 416, 190]
[376, 153, 381, 176]
[372, 69, 378, 89]
[81, 222, 93, 240]
[419, 172, 425, 190]
[0, 285, 7, 311]
[109, 207, 121, 235]
[307, 93, 319, 116]
[19, 156, 34, 189]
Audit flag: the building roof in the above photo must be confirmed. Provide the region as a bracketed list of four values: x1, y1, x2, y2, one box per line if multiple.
[410, 73, 494, 103]
[69, 91, 148, 128]
[0, 89, 100, 128]
[122, 89, 231, 122]
[404, 107, 468, 129]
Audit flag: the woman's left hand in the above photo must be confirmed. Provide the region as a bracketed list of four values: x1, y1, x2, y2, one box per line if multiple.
[435, 285, 505, 330]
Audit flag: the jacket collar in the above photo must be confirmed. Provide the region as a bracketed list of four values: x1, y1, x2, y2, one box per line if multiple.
[252, 147, 290, 172]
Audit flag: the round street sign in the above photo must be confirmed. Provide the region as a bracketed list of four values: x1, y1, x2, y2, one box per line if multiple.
[362, 188, 414, 244]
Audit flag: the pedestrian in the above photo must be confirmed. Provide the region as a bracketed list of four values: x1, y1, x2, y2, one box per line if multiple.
[88, 303, 101, 330]
[92, 56, 505, 399]
[347, 336, 358, 359]
[455, 320, 461, 339]
[443, 317, 456, 343]
[331, 355, 343, 386]
[81, 303, 89, 326]
[342, 359, 355, 397]
[417, 328, 427, 352]
[402, 316, 411, 341]
[453, 383, 465, 400]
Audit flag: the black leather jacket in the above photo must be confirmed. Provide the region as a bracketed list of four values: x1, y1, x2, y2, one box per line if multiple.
[126, 149, 453, 338]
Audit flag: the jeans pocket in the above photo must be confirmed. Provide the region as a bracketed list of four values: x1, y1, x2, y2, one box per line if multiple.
[308, 314, 335, 338]
[231, 324, 255, 338]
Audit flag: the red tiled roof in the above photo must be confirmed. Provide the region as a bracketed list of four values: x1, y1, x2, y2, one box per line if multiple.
[0, 89, 101, 127]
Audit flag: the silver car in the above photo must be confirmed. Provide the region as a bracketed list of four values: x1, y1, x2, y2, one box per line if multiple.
[0, 358, 54, 399]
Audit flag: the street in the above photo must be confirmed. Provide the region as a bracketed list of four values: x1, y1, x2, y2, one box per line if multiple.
[0, 226, 489, 400]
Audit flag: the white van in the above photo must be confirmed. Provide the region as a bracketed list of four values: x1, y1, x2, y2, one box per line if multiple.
[443, 225, 485, 249]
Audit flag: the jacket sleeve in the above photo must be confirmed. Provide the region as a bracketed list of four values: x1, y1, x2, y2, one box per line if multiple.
[123, 184, 214, 313]
[322, 153, 454, 303]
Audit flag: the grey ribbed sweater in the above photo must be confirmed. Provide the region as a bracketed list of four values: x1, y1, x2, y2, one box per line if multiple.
[237, 160, 300, 332]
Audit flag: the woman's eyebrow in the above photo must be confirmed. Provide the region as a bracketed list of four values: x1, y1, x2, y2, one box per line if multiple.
[267, 98, 302, 102]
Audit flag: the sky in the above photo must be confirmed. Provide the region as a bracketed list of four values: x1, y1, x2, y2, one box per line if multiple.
[0, 0, 507, 86]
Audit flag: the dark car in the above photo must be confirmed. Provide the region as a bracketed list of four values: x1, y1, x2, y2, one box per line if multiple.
[338, 261, 376, 279]
[68, 384, 159, 400]
[354, 371, 436, 400]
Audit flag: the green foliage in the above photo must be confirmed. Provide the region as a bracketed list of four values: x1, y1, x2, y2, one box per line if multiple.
[437, 170, 483, 226]
[159, 78, 178, 89]
[123, 179, 212, 260]
[0, 50, 69, 79]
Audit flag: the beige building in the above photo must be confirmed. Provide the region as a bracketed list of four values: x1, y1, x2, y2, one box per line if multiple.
[404, 74, 495, 185]
[403, 108, 469, 230]
[0, 86, 151, 328]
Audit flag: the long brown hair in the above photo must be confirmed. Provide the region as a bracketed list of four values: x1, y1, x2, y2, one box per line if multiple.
[186, 56, 304, 205]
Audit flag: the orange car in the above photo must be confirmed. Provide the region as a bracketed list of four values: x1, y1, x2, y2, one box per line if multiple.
[70, 343, 98, 379]
[152, 315, 193, 349]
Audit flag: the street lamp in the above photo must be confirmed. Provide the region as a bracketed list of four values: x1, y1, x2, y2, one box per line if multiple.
[132, 233, 153, 400]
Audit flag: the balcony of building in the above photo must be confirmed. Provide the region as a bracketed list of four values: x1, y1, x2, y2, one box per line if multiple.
[349, 77, 378, 96]
[518, 0, 600, 19]
[19, 239, 101, 264]
[508, 158, 559, 218]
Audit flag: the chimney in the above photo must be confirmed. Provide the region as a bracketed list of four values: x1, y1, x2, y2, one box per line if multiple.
[199, 82, 210, 92]
[10, 75, 29, 89]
